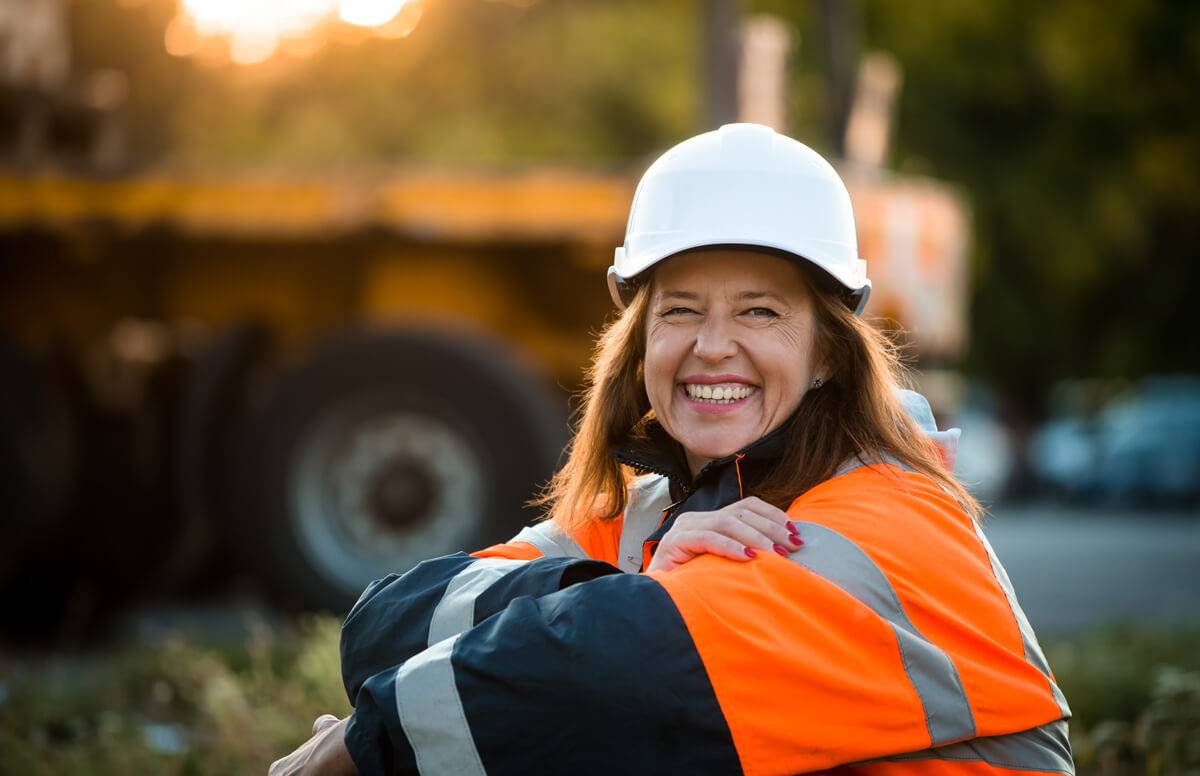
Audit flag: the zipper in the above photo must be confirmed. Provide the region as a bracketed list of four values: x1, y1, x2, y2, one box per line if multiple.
[613, 449, 692, 498]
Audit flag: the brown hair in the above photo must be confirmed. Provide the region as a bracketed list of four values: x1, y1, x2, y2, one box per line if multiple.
[534, 257, 980, 529]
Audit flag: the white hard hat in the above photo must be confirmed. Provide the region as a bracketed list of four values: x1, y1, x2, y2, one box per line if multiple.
[608, 122, 871, 315]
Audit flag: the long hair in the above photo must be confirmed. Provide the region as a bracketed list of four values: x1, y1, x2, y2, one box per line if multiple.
[534, 259, 980, 529]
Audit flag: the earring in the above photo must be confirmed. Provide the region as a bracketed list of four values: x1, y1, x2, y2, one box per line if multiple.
[811, 377, 824, 389]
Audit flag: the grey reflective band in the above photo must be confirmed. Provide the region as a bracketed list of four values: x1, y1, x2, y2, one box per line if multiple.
[427, 558, 527, 647]
[832, 452, 912, 479]
[860, 719, 1074, 774]
[394, 634, 487, 776]
[790, 522, 977, 745]
[510, 521, 589, 559]
[618, 476, 673, 573]
[972, 521, 1073, 719]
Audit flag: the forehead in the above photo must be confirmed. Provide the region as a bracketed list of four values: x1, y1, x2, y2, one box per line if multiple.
[651, 248, 810, 298]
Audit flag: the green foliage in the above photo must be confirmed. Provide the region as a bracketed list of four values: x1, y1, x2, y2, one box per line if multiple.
[0, 616, 349, 775]
[76, 0, 700, 171]
[861, 0, 1200, 406]
[1048, 624, 1200, 774]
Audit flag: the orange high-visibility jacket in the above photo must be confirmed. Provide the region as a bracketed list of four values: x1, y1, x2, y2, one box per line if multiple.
[340, 391, 1073, 775]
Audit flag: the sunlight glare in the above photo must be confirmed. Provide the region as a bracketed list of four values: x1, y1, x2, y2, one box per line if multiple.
[172, 0, 421, 65]
[374, 0, 422, 39]
[338, 0, 406, 28]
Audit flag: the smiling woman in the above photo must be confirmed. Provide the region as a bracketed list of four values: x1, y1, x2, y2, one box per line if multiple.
[644, 249, 822, 475]
[271, 124, 1074, 776]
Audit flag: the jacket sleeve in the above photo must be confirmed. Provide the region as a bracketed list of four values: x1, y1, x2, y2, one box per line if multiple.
[342, 467, 1073, 776]
[340, 518, 617, 703]
[343, 571, 743, 776]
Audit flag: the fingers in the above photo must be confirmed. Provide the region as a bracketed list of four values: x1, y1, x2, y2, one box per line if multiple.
[312, 714, 340, 736]
[655, 498, 804, 572]
[272, 717, 352, 776]
[734, 509, 798, 550]
[701, 513, 778, 554]
[671, 529, 759, 564]
[737, 496, 795, 527]
[678, 498, 801, 555]
[733, 497, 803, 552]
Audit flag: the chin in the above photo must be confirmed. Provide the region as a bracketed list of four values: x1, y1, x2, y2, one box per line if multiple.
[681, 429, 754, 460]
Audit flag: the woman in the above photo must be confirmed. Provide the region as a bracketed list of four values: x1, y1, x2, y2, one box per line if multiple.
[271, 124, 1073, 776]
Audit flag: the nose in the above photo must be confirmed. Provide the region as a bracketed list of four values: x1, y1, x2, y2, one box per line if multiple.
[693, 314, 738, 363]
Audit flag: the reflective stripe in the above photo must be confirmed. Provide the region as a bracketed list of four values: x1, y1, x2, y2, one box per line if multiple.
[618, 476, 673, 573]
[394, 634, 487, 776]
[833, 452, 910, 479]
[862, 719, 1074, 774]
[427, 558, 526, 647]
[790, 522, 977, 745]
[972, 521, 1072, 719]
[510, 521, 588, 559]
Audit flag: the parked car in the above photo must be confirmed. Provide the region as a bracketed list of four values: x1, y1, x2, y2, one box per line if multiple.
[1030, 376, 1200, 508]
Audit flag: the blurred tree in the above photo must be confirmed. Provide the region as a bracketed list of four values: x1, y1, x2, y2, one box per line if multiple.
[67, 0, 193, 163]
[69, 0, 699, 170]
[862, 0, 1200, 414]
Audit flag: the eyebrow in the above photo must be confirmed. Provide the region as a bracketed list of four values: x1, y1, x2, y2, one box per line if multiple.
[734, 291, 788, 305]
[657, 290, 788, 304]
[658, 290, 701, 301]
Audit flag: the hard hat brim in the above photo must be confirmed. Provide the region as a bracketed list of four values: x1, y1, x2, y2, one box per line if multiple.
[607, 241, 871, 315]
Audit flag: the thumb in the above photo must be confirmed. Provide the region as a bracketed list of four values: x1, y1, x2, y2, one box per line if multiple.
[311, 714, 340, 736]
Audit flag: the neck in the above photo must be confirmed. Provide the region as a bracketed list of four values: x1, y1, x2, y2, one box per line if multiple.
[613, 409, 802, 505]
[685, 450, 712, 479]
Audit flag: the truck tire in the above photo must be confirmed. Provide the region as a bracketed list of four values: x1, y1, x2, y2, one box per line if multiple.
[231, 327, 567, 612]
[0, 338, 81, 641]
[171, 320, 272, 591]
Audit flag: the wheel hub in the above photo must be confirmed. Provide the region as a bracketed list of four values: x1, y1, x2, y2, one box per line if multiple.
[367, 458, 437, 532]
[291, 403, 486, 596]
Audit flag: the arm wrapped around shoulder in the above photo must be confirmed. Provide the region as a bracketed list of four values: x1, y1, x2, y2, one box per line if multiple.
[346, 572, 741, 776]
[342, 465, 1073, 776]
[340, 551, 619, 702]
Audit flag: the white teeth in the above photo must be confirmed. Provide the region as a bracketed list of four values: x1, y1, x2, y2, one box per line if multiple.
[684, 383, 758, 403]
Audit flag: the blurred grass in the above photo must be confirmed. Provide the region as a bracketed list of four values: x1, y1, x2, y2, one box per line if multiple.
[0, 616, 349, 775]
[1047, 625, 1200, 774]
[0, 619, 1197, 775]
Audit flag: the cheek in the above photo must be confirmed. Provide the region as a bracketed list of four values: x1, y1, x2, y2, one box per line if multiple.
[759, 332, 815, 401]
[643, 334, 683, 403]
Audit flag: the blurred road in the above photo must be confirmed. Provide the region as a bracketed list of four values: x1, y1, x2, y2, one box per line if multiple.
[982, 504, 1200, 636]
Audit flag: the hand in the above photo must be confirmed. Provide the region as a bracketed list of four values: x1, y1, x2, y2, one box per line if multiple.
[645, 496, 803, 573]
[268, 714, 357, 776]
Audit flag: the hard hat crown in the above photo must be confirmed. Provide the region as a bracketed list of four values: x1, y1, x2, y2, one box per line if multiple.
[609, 123, 870, 314]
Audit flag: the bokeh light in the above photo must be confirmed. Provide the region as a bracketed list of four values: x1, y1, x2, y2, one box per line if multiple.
[374, 0, 423, 39]
[167, 0, 422, 65]
[339, 0, 406, 28]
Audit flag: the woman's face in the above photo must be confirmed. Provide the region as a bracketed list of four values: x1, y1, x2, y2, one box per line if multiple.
[643, 249, 822, 476]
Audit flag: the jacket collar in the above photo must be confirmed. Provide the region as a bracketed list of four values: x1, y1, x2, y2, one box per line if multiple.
[613, 387, 959, 505]
[612, 408, 800, 520]
[610, 387, 959, 563]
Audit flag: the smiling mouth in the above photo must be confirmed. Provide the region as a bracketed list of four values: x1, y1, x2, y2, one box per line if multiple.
[682, 383, 759, 404]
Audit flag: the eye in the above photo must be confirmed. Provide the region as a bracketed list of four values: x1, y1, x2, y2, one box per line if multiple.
[744, 306, 779, 319]
[661, 306, 698, 317]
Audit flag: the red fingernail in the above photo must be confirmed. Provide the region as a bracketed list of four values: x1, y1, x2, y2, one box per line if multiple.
[773, 544, 789, 557]
[789, 534, 802, 546]
[786, 521, 798, 534]
[744, 547, 758, 558]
